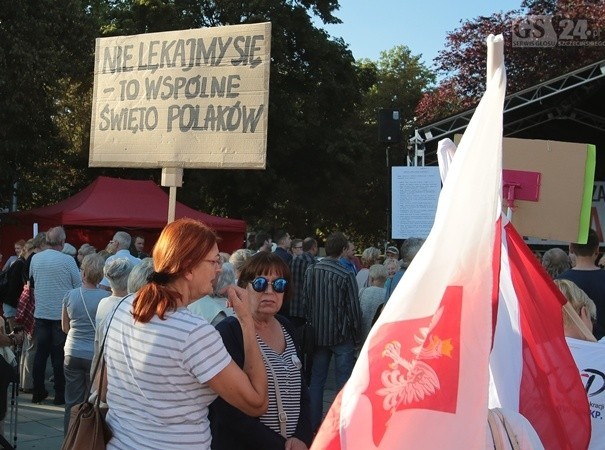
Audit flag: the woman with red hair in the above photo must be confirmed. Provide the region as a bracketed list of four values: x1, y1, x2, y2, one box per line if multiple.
[101, 218, 268, 449]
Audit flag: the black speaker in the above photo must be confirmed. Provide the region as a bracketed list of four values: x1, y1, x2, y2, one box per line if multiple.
[377, 109, 401, 144]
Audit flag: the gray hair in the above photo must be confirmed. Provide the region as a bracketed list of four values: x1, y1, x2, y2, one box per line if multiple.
[81, 254, 105, 285]
[78, 243, 96, 257]
[104, 258, 134, 293]
[32, 232, 47, 249]
[384, 258, 400, 271]
[128, 257, 154, 293]
[213, 262, 236, 297]
[400, 238, 425, 269]
[229, 249, 252, 273]
[542, 248, 571, 279]
[62, 243, 77, 256]
[369, 264, 388, 283]
[113, 231, 132, 250]
[46, 227, 66, 247]
[361, 247, 381, 266]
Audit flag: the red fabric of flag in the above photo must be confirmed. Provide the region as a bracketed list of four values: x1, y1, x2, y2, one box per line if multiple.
[503, 222, 591, 450]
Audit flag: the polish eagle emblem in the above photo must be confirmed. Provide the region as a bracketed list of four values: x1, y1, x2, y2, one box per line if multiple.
[376, 306, 454, 413]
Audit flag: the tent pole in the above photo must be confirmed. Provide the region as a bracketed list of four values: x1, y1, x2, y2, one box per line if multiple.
[161, 168, 184, 224]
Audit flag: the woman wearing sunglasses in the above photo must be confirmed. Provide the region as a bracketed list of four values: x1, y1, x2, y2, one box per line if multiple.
[210, 252, 313, 450]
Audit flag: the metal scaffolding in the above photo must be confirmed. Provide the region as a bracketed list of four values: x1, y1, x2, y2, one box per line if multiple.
[409, 58, 605, 166]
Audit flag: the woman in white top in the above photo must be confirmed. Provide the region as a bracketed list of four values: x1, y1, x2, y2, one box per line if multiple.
[101, 218, 268, 449]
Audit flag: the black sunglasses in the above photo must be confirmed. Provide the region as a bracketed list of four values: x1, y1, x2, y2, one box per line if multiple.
[251, 277, 288, 293]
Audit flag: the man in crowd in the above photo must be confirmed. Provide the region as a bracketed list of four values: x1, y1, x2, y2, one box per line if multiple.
[303, 231, 361, 432]
[29, 226, 81, 404]
[542, 247, 571, 279]
[284, 237, 318, 328]
[131, 235, 149, 259]
[282, 237, 318, 377]
[339, 240, 358, 275]
[273, 229, 292, 264]
[383, 245, 399, 265]
[557, 228, 605, 339]
[99, 231, 141, 291]
[290, 238, 304, 258]
[253, 231, 272, 253]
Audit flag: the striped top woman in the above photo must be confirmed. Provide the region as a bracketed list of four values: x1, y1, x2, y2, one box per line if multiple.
[210, 252, 313, 450]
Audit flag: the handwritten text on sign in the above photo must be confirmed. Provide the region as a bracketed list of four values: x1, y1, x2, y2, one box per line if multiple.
[89, 23, 271, 169]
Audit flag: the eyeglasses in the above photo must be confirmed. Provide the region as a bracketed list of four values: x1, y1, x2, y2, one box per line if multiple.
[251, 277, 288, 293]
[203, 258, 221, 268]
[293, 246, 303, 250]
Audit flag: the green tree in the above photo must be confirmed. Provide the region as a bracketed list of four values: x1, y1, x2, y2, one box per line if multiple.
[347, 46, 434, 247]
[0, 0, 97, 210]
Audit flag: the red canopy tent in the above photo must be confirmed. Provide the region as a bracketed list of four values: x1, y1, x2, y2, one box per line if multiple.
[0, 176, 246, 258]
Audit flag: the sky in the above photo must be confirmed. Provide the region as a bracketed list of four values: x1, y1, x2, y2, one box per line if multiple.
[319, 0, 524, 69]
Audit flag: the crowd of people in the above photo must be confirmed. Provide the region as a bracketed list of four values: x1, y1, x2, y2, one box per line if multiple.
[1, 222, 605, 448]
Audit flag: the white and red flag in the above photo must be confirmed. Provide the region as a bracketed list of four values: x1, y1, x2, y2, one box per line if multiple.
[490, 219, 591, 450]
[311, 35, 590, 450]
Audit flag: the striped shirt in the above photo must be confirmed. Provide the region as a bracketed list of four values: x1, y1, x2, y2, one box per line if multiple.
[29, 249, 81, 320]
[288, 252, 316, 319]
[302, 257, 362, 347]
[257, 329, 302, 438]
[105, 296, 231, 449]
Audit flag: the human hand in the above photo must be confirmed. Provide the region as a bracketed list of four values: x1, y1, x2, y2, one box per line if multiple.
[285, 437, 308, 450]
[9, 330, 24, 346]
[223, 285, 252, 320]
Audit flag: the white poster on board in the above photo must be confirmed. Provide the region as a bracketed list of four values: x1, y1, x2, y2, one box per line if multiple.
[89, 22, 271, 169]
[391, 166, 441, 239]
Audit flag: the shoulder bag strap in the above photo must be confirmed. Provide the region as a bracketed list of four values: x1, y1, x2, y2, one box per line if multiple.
[493, 408, 521, 450]
[79, 288, 96, 331]
[258, 343, 287, 438]
[86, 294, 133, 403]
[487, 409, 504, 449]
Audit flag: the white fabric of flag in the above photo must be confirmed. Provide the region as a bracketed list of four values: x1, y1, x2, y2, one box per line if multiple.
[312, 34, 506, 450]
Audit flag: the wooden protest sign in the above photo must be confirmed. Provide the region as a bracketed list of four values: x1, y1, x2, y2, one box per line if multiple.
[455, 135, 596, 243]
[502, 138, 595, 243]
[89, 23, 271, 169]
